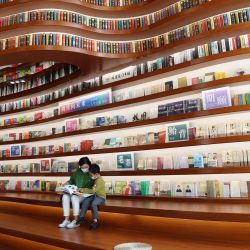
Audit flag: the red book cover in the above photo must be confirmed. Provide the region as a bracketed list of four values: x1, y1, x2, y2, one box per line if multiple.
[232, 37, 237, 50]
[15, 181, 22, 191]
[80, 140, 93, 151]
[158, 131, 166, 144]
[34, 112, 43, 121]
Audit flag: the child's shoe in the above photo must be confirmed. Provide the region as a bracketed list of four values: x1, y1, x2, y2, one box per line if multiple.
[66, 220, 80, 229]
[58, 219, 70, 228]
[76, 217, 84, 225]
[89, 220, 98, 230]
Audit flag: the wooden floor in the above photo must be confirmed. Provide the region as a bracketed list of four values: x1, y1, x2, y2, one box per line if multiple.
[0, 212, 249, 250]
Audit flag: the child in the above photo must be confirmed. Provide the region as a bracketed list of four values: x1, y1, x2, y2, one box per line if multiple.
[75, 163, 106, 230]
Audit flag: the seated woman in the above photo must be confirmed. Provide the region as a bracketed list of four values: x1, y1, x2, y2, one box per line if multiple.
[58, 157, 94, 229]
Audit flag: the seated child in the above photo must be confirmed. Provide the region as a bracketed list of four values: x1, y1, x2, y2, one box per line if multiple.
[75, 163, 106, 230]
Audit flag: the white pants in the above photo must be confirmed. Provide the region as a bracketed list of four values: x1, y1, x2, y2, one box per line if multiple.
[62, 194, 85, 217]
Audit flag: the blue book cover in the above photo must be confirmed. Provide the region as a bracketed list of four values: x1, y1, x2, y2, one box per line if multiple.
[193, 153, 204, 168]
[96, 117, 105, 127]
[11, 145, 21, 157]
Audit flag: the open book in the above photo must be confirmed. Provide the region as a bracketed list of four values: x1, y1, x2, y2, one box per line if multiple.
[58, 185, 78, 195]
[83, 193, 94, 198]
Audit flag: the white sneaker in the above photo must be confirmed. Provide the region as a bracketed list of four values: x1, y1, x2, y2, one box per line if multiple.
[66, 220, 80, 229]
[58, 219, 70, 228]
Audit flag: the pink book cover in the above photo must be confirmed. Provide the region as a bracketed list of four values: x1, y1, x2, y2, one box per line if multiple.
[66, 119, 78, 132]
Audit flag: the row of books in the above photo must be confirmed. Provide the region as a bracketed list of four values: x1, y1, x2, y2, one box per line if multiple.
[59, 89, 112, 115]
[0, 64, 77, 98]
[1, 118, 250, 157]
[0, 0, 12, 3]
[0, 159, 78, 173]
[0, 179, 58, 192]
[0, 0, 210, 31]
[1, 146, 250, 174]
[0, 33, 249, 120]
[1, 179, 249, 199]
[0, 14, 249, 54]
[80, 0, 145, 7]
[0, 77, 102, 113]
[0, 61, 54, 84]
[105, 180, 250, 198]
[158, 85, 250, 117]
[0, 111, 249, 143]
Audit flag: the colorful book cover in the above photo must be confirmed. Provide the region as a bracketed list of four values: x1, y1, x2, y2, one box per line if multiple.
[65, 119, 78, 132]
[166, 122, 189, 142]
[40, 159, 51, 172]
[202, 87, 232, 110]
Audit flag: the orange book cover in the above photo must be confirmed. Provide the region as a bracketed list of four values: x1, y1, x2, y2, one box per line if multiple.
[158, 131, 166, 144]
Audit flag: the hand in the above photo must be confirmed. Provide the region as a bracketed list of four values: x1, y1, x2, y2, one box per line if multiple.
[74, 191, 83, 196]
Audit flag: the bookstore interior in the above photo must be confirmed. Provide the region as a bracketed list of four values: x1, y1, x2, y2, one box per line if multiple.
[1, 0, 250, 249]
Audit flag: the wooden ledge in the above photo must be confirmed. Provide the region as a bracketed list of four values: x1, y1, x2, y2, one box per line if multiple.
[1, 192, 250, 222]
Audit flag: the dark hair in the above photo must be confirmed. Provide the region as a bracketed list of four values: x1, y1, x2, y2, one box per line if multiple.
[78, 157, 91, 167]
[89, 164, 100, 174]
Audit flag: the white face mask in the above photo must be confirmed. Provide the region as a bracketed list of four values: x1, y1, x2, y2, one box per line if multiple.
[81, 168, 89, 173]
[91, 176, 98, 180]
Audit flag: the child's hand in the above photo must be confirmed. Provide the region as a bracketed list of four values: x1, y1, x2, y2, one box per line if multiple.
[74, 191, 83, 196]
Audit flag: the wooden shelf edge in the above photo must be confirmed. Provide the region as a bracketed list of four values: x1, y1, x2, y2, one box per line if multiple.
[1, 191, 250, 204]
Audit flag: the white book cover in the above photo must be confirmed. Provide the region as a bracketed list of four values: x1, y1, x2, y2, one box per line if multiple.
[240, 181, 248, 198]
[242, 121, 250, 135]
[222, 182, 230, 198]
[163, 155, 173, 169]
[197, 181, 207, 197]
[230, 181, 241, 198]
[174, 183, 184, 197]
[184, 183, 196, 197]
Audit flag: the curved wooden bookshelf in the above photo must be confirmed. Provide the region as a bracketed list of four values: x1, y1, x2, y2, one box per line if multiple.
[0, 48, 250, 127]
[1, 134, 250, 160]
[1, 76, 250, 141]
[0, 69, 80, 102]
[0, 62, 61, 88]
[0, 1, 212, 36]
[0, 0, 156, 12]
[0, 22, 249, 59]
[2, 166, 250, 177]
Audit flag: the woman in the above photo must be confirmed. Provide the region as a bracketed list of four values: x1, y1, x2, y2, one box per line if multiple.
[58, 157, 94, 229]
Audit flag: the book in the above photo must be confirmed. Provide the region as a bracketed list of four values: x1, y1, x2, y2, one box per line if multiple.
[202, 87, 232, 110]
[10, 145, 21, 156]
[59, 184, 78, 195]
[40, 159, 51, 172]
[166, 122, 189, 142]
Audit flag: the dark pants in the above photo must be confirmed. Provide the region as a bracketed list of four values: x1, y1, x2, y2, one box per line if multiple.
[80, 195, 105, 220]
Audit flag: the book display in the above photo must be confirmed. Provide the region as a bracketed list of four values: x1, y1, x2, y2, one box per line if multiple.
[0, 1, 210, 32]
[0, 6, 249, 55]
[0, 63, 78, 98]
[1, 0, 250, 232]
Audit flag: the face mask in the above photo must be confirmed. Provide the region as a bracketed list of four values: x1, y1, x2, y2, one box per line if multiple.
[81, 168, 88, 173]
[91, 176, 98, 180]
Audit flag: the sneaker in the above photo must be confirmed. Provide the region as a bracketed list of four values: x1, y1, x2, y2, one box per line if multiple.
[66, 220, 80, 229]
[76, 217, 84, 226]
[89, 221, 98, 230]
[58, 219, 70, 228]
